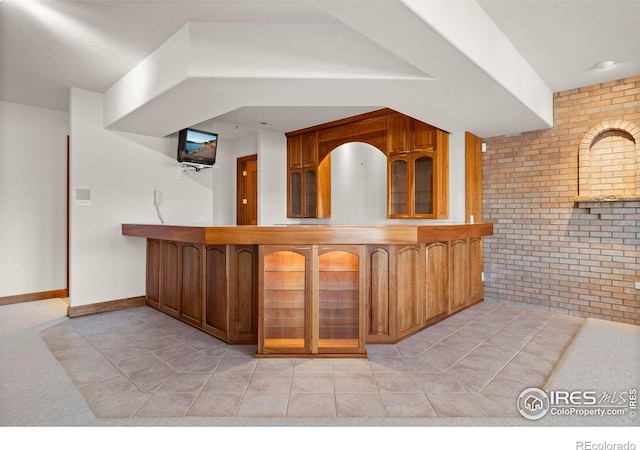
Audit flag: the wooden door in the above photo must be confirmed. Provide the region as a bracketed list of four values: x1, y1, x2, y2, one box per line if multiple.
[237, 154, 258, 225]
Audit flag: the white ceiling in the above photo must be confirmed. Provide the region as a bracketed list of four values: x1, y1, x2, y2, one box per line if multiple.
[1, 0, 639, 139]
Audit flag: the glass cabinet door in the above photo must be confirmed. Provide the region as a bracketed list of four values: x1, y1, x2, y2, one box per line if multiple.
[389, 158, 408, 216]
[304, 169, 317, 217]
[262, 250, 308, 353]
[318, 250, 360, 352]
[413, 155, 434, 215]
[289, 171, 302, 217]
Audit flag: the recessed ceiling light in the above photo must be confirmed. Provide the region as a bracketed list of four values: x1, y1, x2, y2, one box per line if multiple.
[594, 60, 616, 70]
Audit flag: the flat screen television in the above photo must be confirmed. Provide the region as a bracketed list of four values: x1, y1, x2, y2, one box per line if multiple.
[177, 128, 218, 168]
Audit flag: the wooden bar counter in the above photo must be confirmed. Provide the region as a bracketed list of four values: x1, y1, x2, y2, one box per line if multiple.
[122, 223, 493, 358]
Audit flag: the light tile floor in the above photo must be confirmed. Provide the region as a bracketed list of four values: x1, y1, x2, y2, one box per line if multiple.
[40, 302, 584, 419]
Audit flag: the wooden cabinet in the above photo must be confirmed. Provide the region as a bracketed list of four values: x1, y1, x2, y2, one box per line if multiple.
[260, 246, 311, 354]
[287, 132, 331, 218]
[258, 245, 366, 357]
[365, 238, 483, 343]
[387, 118, 448, 219]
[318, 247, 364, 354]
[365, 244, 424, 343]
[286, 109, 448, 220]
[145, 240, 258, 344]
[132, 224, 492, 352]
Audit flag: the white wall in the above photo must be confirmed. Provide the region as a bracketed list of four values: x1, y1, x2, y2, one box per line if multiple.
[69, 88, 214, 307]
[257, 129, 294, 225]
[330, 142, 388, 224]
[0, 101, 69, 297]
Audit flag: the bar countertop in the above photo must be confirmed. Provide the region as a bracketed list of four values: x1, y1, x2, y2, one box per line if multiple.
[122, 223, 493, 245]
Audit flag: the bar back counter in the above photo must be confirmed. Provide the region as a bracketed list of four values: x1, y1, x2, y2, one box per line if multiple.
[122, 223, 493, 358]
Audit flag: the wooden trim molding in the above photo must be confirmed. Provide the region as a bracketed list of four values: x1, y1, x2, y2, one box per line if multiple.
[0, 289, 68, 306]
[66, 296, 146, 318]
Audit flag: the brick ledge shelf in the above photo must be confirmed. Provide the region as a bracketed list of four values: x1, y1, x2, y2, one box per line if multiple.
[574, 195, 640, 203]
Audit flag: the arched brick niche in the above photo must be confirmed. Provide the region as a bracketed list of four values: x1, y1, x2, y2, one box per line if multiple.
[577, 120, 640, 200]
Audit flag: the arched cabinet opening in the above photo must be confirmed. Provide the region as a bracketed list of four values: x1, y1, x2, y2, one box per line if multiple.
[286, 108, 449, 219]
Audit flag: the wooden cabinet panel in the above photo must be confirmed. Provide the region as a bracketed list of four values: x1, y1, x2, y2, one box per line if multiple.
[436, 129, 449, 219]
[395, 245, 424, 338]
[469, 237, 484, 304]
[425, 242, 448, 321]
[449, 239, 470, 313]
[180, 244, 203, 327]
[366, 246, 392, 341]
[204, 245, 227, 339]
[301, 132, 318, 167]
[388, 113, 411, 155]
[288, 135, 302, 169]
[465, 131, 483, 223]
[317, 123, 351, 145]
[146, 239, 161, 308]
[413, 120, 436, 151]
[229, 245, 258, 343]
[159, 241, 180, 318]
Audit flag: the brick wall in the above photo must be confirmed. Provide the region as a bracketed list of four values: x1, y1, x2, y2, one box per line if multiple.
[483, 75, 640, 325]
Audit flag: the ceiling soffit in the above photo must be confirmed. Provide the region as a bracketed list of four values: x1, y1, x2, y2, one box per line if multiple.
[104, 1, 553, 138]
